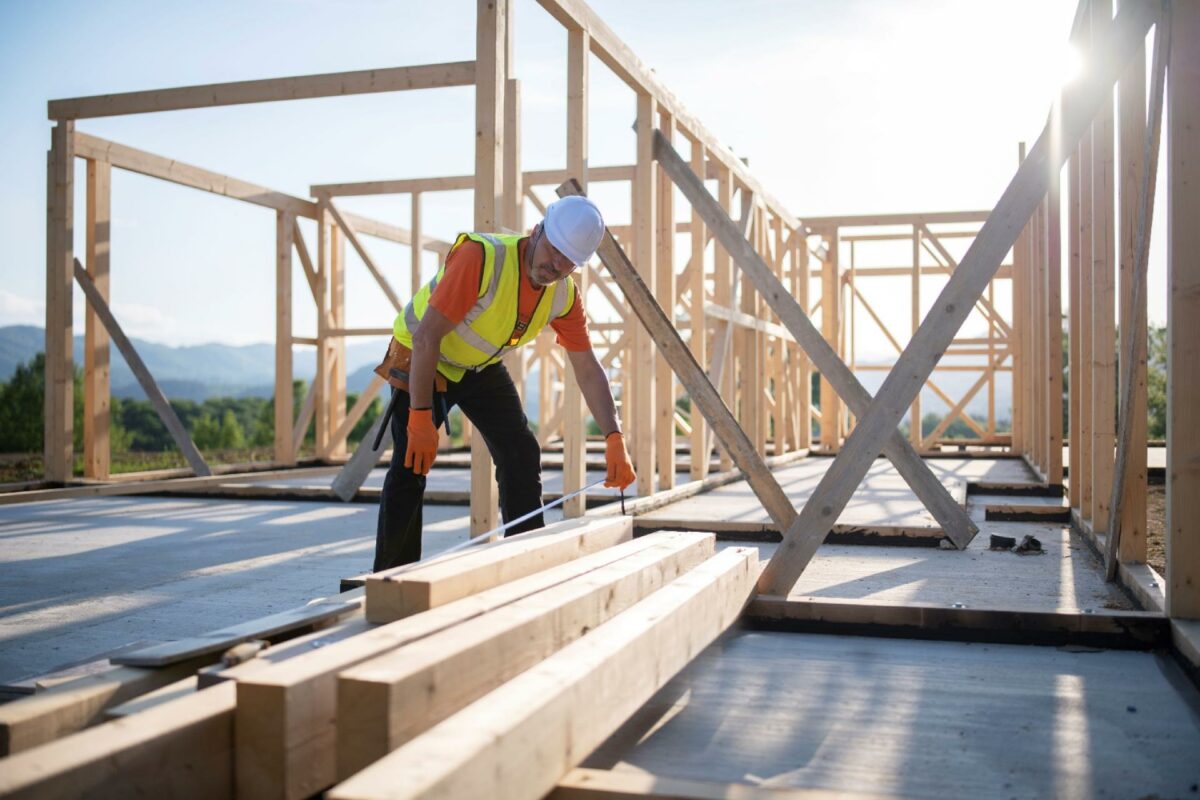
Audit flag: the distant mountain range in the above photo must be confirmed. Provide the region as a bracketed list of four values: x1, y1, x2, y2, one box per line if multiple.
[0, 325, 388, 402]
[0, 325, 1012, 420]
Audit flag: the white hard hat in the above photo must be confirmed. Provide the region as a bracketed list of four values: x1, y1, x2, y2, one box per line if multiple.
[543, 195, 604, 266]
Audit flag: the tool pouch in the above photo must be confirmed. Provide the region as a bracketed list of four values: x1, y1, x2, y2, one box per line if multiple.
[374, 338, 448, 393]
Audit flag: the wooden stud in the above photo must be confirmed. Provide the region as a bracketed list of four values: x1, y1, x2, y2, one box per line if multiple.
[1114, 20, 1149, 564]
[329, 227, 348, 459]
[633, 92, 657, 495]
[470, 0, 507, 534]
[656, 111, 677, 490]
[44, 121, 74, 483]
[275, 211, 296, 465]
[1166, 0, 1198, 617]
[689, 142, 709, 479]
[1046, 155, 1064, 485]
[911, 225, 921, 447]
[819, 237, 841, 451]
[563, 27, 589, 517]
[755, 0, 1157, 595]
[1068, 145, 1082, 505]
[1090, 0, 1117, 532]
[83, 158, 111, 480]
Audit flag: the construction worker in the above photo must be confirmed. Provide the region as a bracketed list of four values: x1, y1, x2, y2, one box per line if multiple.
[372, 195, 637, 571]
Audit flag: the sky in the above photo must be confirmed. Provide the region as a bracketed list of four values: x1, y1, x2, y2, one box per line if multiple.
[0, 0, 1164, 358]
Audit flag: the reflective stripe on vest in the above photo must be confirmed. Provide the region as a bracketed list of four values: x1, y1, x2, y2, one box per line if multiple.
[393, 232, 575, 381]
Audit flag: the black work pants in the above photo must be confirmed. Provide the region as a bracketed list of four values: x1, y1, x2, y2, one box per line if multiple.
[373, 362, 544, 571]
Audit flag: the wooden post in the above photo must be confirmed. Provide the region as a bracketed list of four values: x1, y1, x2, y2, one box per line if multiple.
[688, 140, 709, 479]
[44, 121, 74, 483]
[1078, 95, 1095, 522]
[911, 225, 921, 447]
[655, 111, 676, 491]
[411, 192, 423, 298]
[275, 211, 296, 465]
[798, 235, 812, 450]
[1116, 23, 1147, 562]
[84, 158, 111, 479]
[633, 91, 657, 496]
[819, 235, 841, 451]
[329, 228, 348, 459]
[1068, 147, 1082, 503]
[315, 203, 330, 460]
[562, 26, 588, 518]
[471, 0, 506, 533]
[1167, 0, 1199, 618]
[1046, 169, 1064, 485]
[1090, 0, 1117, 533]
[714, 164, 733, 471]
[503, 78, 527, 404]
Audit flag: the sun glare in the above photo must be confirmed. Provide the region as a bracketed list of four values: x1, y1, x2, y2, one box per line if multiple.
[1056, 43, 1083, 87]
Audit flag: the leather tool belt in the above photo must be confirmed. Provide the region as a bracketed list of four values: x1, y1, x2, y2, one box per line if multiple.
[374, 338, 448, 393]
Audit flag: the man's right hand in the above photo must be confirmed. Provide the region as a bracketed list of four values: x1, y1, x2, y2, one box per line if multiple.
[405, 407, 439, 475]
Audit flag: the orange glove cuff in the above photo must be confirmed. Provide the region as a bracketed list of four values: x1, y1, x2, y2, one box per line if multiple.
[405, 408, 439, 475]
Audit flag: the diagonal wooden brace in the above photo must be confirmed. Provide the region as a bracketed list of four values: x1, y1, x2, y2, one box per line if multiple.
[73, 258, 212, 477]
[652, 131, 978, 552]
[756, 0, 1159, 596]
[557, 180, 797, 531]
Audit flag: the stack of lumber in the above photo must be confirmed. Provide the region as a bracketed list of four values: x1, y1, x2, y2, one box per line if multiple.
[0, 516, 758, 799]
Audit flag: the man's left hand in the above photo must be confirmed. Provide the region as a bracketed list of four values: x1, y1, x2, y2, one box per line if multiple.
[604, 432, 636, 490]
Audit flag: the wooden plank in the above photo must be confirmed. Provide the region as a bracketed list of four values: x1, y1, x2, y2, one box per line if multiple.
[327, 375, 385, 454]
[102, 677, 199, 720]
[336, 532, 714, 780]
[44, 121, 74, 483]
[755, 0, 1157, 596]
[557, 180, 797, 533]
[1166, 0, 1200, 619]
[327, 547, 758, 800]
[110, 596, 361, 667]
[73, 132, 317, 218]
[0, 659, 210, 757]
[83, 158, 111, 480]
[0, 610, 372, 799]
[651, 134, 977, 550]
[366, 516, 632, 623]
[72, 259, 211, 477]
[234, 532, 674, 800]
[745, 596, 1167, 649]
[50, 61, 476, 119]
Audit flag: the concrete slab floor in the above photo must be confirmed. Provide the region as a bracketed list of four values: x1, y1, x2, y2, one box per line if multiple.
[0, 495, 562, 685]
[588, 630, 1200, 799]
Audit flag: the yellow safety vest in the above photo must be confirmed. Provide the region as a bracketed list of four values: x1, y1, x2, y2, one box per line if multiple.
[393, 232, 576, 382]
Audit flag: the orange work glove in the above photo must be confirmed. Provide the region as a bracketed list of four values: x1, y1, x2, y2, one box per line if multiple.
[405, 408, 439, 476]
[604, 431, 637, 490]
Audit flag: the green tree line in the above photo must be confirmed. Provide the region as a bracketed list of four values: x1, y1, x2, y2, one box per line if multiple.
[0, 352, 381, 456]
